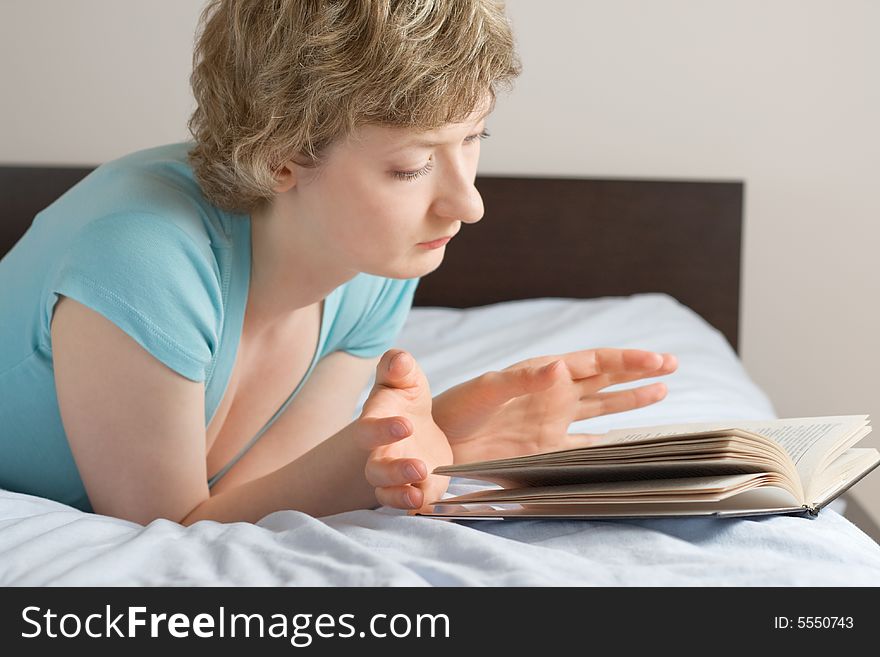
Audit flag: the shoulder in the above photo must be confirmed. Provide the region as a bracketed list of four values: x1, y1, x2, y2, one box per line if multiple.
[44, 212, 226, 382]
[38, 142, 233, 324]
[4, 143, 239, 381]
[54, 212, 222, 299]
[41, 196, 230, 382]
[35, 141, 235, 254]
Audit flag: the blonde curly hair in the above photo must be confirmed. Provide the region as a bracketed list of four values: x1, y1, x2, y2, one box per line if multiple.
[187, 0, 521, 215]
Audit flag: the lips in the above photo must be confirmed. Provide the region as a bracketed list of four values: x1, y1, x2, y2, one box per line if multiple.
[419, 228, 460, 245]
[418, 236, 452, 249]
[420, 235, 454, 244]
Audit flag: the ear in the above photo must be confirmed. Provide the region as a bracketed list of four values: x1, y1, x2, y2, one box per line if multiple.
[271, 160, 298, 194]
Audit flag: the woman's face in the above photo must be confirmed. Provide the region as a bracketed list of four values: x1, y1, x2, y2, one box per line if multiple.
[287, 107, 488, 280]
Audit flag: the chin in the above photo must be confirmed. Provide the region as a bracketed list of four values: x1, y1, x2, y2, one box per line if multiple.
[364, 249, 446, 280]
[411, 247, 447, 277]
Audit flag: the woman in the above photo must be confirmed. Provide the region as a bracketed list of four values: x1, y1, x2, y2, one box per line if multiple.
[0, 0, 676, 526]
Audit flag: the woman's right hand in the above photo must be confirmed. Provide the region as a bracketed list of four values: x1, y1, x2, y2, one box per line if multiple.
[353, 349, 453, 512]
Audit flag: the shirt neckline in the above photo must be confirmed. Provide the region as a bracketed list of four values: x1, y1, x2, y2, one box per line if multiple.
[203, 214, 335, 486]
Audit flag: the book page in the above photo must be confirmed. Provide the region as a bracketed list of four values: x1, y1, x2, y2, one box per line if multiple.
[429, 473, 791, 505]
[433, 415, 871, 507]
[808, 448, 880, 505]
[444, 458, 773, 488]
[602, 415, 869, 488]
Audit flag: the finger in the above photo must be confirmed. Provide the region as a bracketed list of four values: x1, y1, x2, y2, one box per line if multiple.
[365, 456, 427, 488]
[575, 382, 668, 419]
[562, 349, 668, 380]
[481, 359, 565, 405]
[647, 353, 678, 375]
[375, 484, 423, 510]
[583, 353, 678, 390]
[409, 477, 451, 515]
[351, 416, 412, 451]
[374, 349, 422, 392]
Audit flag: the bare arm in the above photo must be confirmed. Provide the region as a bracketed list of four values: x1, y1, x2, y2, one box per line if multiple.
[51, 296, 209, 525]
[180, 421, 380, 525]
[50, 296, 389, 526]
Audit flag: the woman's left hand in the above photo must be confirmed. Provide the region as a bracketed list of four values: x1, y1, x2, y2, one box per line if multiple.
[431, 348, 678, 465]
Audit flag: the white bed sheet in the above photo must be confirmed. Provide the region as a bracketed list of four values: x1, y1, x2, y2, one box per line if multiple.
[2, 293, 879, 586]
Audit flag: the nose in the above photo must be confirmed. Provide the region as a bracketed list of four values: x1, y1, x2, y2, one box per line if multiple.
[431, 168, 485, 226]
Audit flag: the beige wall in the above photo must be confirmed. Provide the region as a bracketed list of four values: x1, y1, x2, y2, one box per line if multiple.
[0, 0, 200, 163]
[2, 1, 878, 525]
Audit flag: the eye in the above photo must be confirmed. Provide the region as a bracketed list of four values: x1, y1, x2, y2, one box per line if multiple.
[464, 129, 491, 144]
[391, 130, 489, 182]
[392, 157, 434, 181]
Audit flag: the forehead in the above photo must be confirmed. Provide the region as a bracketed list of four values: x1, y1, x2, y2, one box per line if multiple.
[342, 106, 492, 156]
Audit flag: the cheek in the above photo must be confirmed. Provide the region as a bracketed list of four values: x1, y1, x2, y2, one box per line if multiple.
[326, 179, 421, 243]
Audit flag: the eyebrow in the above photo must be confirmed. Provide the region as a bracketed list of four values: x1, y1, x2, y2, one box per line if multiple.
[393, 109, 492, 151]
[405, 138, 445, 149]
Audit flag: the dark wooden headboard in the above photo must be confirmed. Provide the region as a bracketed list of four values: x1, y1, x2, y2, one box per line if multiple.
[0, 167, 742, 352]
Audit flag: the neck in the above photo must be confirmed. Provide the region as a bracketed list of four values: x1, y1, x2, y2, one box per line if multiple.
[246, 198, 356, 335]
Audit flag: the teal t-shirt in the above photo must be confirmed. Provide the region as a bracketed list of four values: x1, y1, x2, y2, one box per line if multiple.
[0, 142, 419, 513]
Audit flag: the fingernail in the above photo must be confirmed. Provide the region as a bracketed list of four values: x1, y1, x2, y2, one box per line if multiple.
[406, 463, 422, 480]
[391, 421, 409, 438]
[406, 490, 419, 508]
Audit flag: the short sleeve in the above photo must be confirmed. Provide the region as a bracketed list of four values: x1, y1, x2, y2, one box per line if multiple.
[45, 213, 224, 382]
[340, 276, 420, 358]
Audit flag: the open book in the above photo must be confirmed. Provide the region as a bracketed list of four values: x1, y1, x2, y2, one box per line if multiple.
[417, 415, 879, 520]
